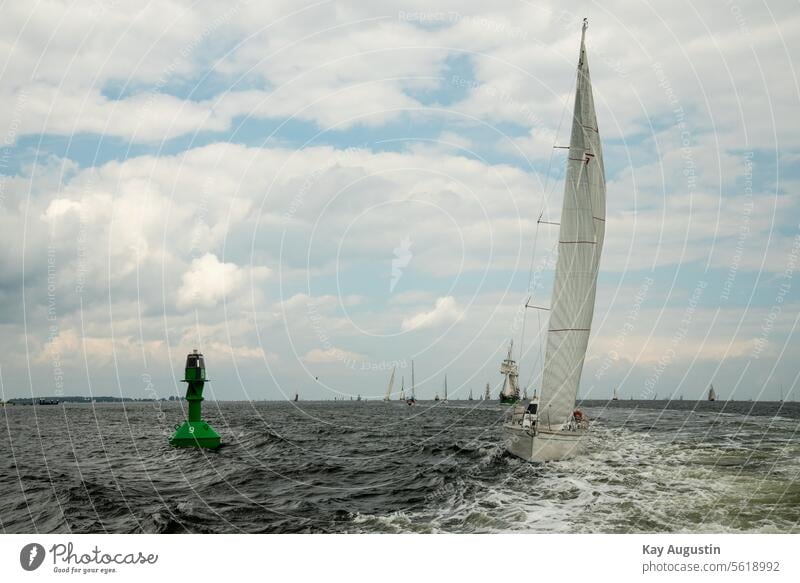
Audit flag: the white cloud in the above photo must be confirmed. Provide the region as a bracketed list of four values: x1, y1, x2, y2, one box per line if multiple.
[1, 2, 798, 400]
[177, 253, 269, 310]
[401, 296, 463, 331]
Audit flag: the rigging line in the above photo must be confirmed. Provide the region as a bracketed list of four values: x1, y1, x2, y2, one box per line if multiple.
[520, 52, 579, 395]
[528, 309, 543, 389]
[520, 62, 576, 375]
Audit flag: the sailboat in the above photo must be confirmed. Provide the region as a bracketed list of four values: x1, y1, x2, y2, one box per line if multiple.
[485, 383, 491, 401]
[384, 366, 396, 401]
[399, 376, 406, 401]
[612, 387, 618, 401]
[293, 393, 299, 402]
[406, 361, 417, 406]
[708, 384, 716, 402]
[499, 340, 521, 404]
[504, 19, 605, 462]
[443, 375, 449, 403]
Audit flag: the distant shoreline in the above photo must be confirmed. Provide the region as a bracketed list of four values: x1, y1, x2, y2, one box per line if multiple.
[3, 397, 794, 405]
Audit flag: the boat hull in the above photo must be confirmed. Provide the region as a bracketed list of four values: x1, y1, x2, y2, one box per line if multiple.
[503, 424, 585, 462]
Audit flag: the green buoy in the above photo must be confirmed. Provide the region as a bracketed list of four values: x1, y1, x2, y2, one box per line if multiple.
[169, 349, 221, 449]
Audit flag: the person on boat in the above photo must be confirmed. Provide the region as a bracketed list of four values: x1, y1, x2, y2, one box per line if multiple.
[522, 401, 538, 430]
[568, 409, 585, 430]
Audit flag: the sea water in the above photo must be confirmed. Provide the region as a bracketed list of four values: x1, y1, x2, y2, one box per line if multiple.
[1, 400, 798, 533]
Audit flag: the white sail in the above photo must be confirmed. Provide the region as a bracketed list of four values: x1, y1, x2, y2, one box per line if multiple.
[384, 366, 396, 401]
[538, 20, 606, 430]
[399, 376, 405, 401]
[444, 375, 448, 401]
[708, 384, 716, 401]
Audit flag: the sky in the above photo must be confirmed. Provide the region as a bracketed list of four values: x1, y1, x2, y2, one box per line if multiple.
[0, 0, 798, 402]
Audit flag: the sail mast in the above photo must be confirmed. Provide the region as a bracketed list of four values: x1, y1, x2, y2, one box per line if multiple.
[444, 375, 448, 400]
[538, 18, 606, 429]
[411, 360, 415, 400]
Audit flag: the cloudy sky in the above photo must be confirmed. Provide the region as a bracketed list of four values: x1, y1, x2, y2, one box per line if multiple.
[0, 1, 797, 402]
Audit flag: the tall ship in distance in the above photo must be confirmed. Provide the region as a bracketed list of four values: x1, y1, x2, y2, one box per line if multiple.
[504, 18, 605, 462]
[499, 340, 520, 405]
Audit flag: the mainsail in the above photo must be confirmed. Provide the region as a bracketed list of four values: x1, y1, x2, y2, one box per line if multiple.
[399, 376, 405, 400]
[444, 375, 448, 401]
[384, 366, 396, 401]
[538, 19, 606, 430]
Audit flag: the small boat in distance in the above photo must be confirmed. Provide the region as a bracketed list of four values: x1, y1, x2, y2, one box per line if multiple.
[384, 366, 396, 401]
[406, 361, 417, 406]
[443, 375, 449, 403]
[399, 376, 406, 401]
[499, 340, 520, 405]
[293, 393, 299, 402]
[468, 388, 474, 401]
[612, 387, 618, 401]
[485, 382, 491, 401]
[708, 384, 717, 402]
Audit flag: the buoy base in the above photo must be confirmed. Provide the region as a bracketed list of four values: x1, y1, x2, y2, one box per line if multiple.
[169, 421, 221, 449]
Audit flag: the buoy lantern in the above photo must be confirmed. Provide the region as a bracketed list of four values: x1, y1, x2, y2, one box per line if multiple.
[169, 349, 221, 449]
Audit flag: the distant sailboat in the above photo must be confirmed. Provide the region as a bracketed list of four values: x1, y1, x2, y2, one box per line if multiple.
[357, 394, 362, 401]
[443, 375, 449, 403]
[468, 388, 474, 401]
[612, 387, 618, 401]
[384, 366, 396, 401]
[293, 393, 299, 402]
[499, 340, 521, 405]
[708, 384, 716, 402]
[485, 383, 491, 401]
[399, 376, 406, 401]
[406, 361, 417, 406]
[504, 19, 604, 462]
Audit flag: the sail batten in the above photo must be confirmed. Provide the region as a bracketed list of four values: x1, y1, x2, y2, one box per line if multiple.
[538, 20, 606, 429]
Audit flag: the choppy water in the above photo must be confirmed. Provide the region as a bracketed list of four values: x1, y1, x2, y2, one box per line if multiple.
[1, 400, 798, 533]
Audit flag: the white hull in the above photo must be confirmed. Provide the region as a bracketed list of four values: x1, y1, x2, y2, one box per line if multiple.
[503, 424, 586, 462]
